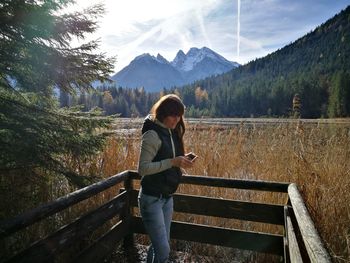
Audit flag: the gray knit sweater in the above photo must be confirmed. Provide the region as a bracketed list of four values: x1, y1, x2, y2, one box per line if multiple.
[137, 116, 175, 176]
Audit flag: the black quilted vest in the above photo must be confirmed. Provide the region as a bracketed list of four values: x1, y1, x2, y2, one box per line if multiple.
[140, 118, 184, 195]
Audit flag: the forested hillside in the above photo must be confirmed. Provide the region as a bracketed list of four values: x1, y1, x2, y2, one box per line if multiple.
[62, 6, 350, 118]
[179, 5, 350, 118]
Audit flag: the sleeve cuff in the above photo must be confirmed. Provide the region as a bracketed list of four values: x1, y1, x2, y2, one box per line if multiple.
[161, 158, 173, 170]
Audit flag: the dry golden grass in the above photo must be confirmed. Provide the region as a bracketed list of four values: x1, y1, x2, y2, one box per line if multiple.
[1, 119, 349, 262]
[99, 120, 350, 262]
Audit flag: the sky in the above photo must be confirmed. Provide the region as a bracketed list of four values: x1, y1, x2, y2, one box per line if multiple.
[66, 0, 350, 73]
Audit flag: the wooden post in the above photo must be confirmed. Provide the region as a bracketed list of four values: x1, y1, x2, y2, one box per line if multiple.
[288, 184, 331, 263]
[284, 206, 303, 263]
[121, 173, 134, 248]
[283, 206, 290, 263]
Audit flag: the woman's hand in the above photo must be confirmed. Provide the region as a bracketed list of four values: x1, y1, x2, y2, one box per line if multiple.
[171, 156, 194, 168]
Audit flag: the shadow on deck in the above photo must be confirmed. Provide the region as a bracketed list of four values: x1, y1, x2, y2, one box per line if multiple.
[0, 170, 331, 262]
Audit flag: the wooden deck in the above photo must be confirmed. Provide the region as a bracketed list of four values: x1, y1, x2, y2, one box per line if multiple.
[0, 170, 331, 262]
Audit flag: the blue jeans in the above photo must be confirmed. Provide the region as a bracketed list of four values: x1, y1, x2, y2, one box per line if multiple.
[138, 190, 173, 263]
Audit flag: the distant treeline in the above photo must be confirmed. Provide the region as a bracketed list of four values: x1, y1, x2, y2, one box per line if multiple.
[60, 6, 350, 118]
[59, 86, 157, 117]
[59, 85, 212, 117]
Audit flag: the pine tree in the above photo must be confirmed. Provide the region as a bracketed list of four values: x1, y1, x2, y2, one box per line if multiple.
[292, 93, 301, 118]
[0, 0, 115, 185]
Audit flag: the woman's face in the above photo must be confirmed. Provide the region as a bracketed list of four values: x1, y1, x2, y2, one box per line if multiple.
[163, 115, 181, 129]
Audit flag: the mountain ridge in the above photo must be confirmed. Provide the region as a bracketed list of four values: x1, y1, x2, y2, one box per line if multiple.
[111, 47, 239, 92]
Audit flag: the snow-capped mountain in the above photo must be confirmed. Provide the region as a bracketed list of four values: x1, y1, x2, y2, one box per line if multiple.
[171, 50, 186, 69]
[111, 47, 239, 92]
[172, 47, 240, 83]
[172, 47, 239, 72]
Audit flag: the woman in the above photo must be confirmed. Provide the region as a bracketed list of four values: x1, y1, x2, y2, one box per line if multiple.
[138, 94, 194, 263]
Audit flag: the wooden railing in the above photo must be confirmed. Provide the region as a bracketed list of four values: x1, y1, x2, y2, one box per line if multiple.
[0, 170, 331, 262]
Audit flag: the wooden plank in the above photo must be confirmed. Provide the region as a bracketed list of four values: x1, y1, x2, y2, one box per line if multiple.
[72, 219, 130, 263]
[286, 214, 303, 263]
[288, 184, 331, 263]
[131, 216, 284, 256]
[6, 192, 128, 263]
[181, 175, 289, 192]
[129, 171, 289, 192]
[130, 190, 284, 225]
[0, 170, 131, 238]
[283, 206, 289, 263]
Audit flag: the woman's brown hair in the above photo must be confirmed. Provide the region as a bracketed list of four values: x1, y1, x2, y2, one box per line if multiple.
[151, 94, 186, 152]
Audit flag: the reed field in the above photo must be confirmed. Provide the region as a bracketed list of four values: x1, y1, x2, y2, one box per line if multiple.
[100, 118, 350, 262]
[1, 119, 349, 262]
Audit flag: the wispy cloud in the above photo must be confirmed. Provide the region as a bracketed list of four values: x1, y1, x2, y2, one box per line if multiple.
[67, 0, 350, 72]
[237, 0, 241, 58]
[93, 0, 226, 70]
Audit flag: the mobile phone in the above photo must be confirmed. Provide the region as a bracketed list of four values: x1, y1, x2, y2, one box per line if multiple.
[186, 152, 198, 161]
